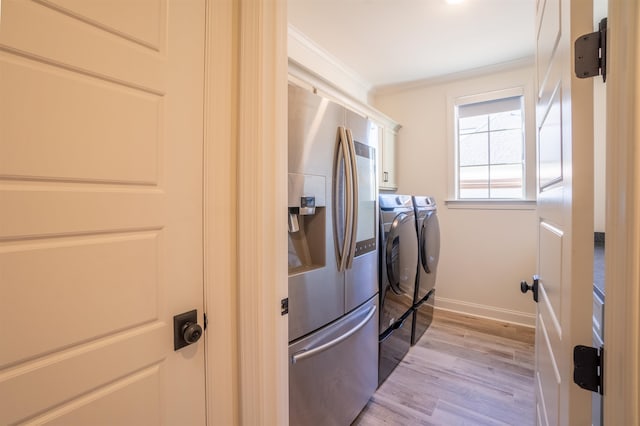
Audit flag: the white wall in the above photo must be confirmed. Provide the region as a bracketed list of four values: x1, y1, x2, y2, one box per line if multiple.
[373, 66, 537, 325]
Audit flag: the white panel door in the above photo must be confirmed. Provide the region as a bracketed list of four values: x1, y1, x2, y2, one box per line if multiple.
[534, 0, 593, 425]
[0, 1, 206, 424]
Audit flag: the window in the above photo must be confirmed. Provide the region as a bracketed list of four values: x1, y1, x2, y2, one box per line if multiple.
[454, 91, 525, 200]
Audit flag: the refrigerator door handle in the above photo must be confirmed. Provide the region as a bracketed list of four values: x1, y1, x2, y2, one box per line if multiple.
[291, 305, 376, 364]
[345, 128, 359, 268]
[335, 126, 353, 272]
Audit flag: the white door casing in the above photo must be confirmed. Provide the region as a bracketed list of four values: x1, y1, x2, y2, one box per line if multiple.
[604, 0, 640, 423]
[534, 0, 594, 425]
[203, 0, 239, 424]
[0, 0, 206, 424]
[235, 0, 290, 424]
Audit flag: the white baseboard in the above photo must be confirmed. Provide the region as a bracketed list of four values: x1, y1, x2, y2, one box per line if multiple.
[435, 296, 536, 328]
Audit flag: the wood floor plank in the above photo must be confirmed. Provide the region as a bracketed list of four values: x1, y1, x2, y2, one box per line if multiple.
[353, 308, 535, 426]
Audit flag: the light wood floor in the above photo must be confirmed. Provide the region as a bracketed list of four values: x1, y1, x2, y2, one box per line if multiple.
[353, 309, 536, 426]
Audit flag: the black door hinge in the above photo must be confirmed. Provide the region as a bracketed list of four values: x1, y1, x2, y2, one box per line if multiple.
[573, 345, 603, 394]
[575, 17, 607, 82]
[281, 298, 289, 315]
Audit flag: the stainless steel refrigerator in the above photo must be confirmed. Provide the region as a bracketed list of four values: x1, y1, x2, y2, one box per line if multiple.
[287, 83, 379, 425]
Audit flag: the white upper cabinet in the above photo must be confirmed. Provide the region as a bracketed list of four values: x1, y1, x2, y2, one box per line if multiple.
[381, 124, 399, 190]
[371, 120, 400, 191]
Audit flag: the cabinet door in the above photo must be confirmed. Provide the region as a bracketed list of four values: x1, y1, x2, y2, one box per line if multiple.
[370, 121, 384, 189]
[380, 127, 398, 190]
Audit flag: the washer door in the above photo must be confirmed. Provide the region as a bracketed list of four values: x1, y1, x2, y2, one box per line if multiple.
[385, 212, 418, 296]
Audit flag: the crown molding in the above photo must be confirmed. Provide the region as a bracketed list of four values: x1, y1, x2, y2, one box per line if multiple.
[287, 24, 372, 104]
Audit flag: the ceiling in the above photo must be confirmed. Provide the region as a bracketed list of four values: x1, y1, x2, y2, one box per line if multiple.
[288, 0, 536, 89]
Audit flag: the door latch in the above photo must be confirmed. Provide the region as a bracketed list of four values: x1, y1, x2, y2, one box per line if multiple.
[575, 17, 607, 82]
[573, 345, 603, 394]
[520, 275, 539, 303]
[173, 309, 203, 351]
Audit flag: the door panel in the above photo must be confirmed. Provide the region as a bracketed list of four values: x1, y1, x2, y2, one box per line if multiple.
[43, 366, 162, 426]
[0, 0, 165, 90]
[536, 314, 560, 426]
[538, 222, 563, 332]
[536, 0, 560, 98]
[40, 0, 165, 49]
[1, 232, 159, 365]
[535, 0, 593, 424]
[538, 84, 563, 188]
[1, 327, 165, 424]
[0, 189, 162, 239]
[1, 52, 161, 183]
[0, 1, 206, 424]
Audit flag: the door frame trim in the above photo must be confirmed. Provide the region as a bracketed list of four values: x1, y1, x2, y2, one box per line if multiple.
[203, 0, 289, 424]
[235, 1, 289, 423]
[203, 1, 239, 424]
[604, 1, 640, 423]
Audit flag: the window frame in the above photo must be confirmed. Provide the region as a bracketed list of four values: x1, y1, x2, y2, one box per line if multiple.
[446, 86, 537, 210]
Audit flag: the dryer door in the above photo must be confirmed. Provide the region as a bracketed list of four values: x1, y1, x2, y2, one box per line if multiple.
[385, 213, 418, 295]
[379, 211, 417, 334]
[417, 210, 440, 300]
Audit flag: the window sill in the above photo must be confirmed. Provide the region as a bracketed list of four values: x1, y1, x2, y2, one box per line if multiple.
[445, 199, 537, 210]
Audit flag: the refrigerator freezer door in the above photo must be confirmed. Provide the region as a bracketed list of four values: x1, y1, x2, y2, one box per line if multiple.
[289, 296, 378, 426]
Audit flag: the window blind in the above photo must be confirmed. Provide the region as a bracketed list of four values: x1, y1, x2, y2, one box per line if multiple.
[458, 96, 522, 118]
